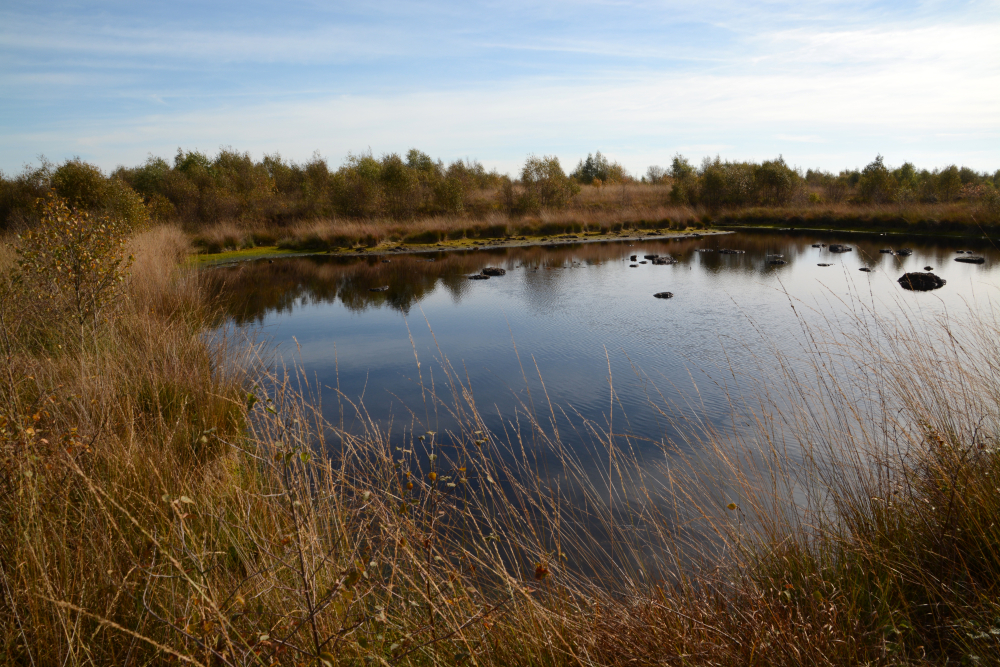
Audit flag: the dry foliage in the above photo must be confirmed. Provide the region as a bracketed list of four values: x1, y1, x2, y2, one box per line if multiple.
[1, 216, 999, 666]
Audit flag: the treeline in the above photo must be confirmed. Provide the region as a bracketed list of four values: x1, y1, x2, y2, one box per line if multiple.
[656, 154, 1000, 210]
[2, 149, 999, 231]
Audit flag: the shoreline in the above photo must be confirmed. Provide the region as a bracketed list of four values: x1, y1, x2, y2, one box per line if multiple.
[191, 228, 734, 266]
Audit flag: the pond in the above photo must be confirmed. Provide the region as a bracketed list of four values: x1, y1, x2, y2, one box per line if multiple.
[203, 230, 999, 471]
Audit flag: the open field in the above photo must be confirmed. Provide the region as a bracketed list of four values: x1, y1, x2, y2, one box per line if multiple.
[3, 197, 1000, 664]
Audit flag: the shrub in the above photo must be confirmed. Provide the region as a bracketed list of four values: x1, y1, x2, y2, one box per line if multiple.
[857, 155, 898, 204]
[15, 192, 134, 328]
[520, 155, 578, 211]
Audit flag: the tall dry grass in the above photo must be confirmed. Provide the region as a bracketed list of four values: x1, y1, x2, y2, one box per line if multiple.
[2, 221, 999, 665]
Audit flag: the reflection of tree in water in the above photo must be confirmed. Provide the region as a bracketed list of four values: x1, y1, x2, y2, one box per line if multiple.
[200, 232, 994, 324]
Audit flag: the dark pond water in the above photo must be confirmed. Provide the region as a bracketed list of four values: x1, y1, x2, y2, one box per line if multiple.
[203, 230, 999, 465]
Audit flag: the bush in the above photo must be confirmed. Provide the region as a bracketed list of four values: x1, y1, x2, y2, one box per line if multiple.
[857, 155, 898, 204]
[15, 192, 134, 328]
[520, 155, 579, 212]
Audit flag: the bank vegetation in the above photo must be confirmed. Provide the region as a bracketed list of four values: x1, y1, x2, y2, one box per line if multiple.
[2, 188, 1000, 665]
[2, 150, 998, 254]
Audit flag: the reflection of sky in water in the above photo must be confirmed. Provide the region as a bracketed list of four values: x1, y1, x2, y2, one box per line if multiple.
[205, 231, 1000, 466]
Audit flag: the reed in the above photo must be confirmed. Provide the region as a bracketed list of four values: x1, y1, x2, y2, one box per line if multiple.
[2, 214, 999, 665]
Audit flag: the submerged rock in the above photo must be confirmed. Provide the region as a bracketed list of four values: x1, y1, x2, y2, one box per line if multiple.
[629, 264, 638, 268]
[651, 256, 676, 265]
[643, 254, 659, 260]
[768, 259, 787, 265]
[895, 249, 913, 256]
[879, 248, 893, 254]
[859, 267, 874, 272]
[955, 256, 986, 264]
[718, 248, 745, 254]
[817, 263, 833, 267]
[829, 244, 853, 253]
[467, 274, 490, 280]
[924, 266, 934, 271]
[653, 292, 674, 299]
[481, 267, 506, 276]
[898, 272, 946, 291]
[630, 255, 637, 261]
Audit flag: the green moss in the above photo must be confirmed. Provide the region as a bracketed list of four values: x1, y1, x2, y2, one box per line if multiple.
[190, 246, 301, 264]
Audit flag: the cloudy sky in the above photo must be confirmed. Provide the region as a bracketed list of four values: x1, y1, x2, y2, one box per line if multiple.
[1, 0, 998, 176]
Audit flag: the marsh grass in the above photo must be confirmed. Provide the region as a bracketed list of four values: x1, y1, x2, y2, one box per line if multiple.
[2, 220, 999, 665]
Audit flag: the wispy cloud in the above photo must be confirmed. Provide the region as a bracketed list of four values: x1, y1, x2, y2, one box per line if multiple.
[1, 0, 998, 173]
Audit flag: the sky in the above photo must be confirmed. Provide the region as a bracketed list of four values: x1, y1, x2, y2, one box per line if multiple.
[1, 0, 999, 177]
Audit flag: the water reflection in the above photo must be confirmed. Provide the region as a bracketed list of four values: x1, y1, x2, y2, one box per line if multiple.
[202, 229, 997, 466]
[204, 230, 996, 324]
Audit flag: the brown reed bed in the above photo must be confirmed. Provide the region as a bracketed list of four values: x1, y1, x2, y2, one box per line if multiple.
[2, 217, 999, 666]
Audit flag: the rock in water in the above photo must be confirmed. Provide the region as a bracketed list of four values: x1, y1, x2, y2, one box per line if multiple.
[898, 272, 946, 291]
[924, 266, 933, 271]
[468, 274, 490, 280]
[859, 267, 873, 272]
[768, 259, 787, 265]
[817, 263, 833, 267]
[895, 249, 913, 256]
[369, 285, 390, 292]
[629, 264, 638, 268]
[955, 256, 986, 264]
[879, 248, 893, 253]
[651, 256, 676, 265]
[643, 254, 659, 259]
[653, 292, 674, 299]
[630, 255, 637, 261]
[828, 244, 853, 253]
[481, 267, 506, 276]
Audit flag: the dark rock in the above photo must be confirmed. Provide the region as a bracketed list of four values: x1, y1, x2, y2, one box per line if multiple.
[924, 266, 934, 271]
[651, 256, 676, 265]
[879, 248, 893, 253]
[812, 244, 822, 248]
[369, 285, 389, 292]
[898, 272, 946, 291]
[630, 255, 637, 261]
[956, 256, 985, 264]
[643, 254, 659, 259]
[467, 274, 490, 280]
[828, 244, 853, 253]
[895, 249, 912, 256]
[629, 264, 638, 268]
[817, 263, 833, 267]
[859, 267, 873, 272]
[768, 259, 787, 265]
[481, 267, 506, 276]
[695, 248, 714, 252]
[639, 261, 648, 264]
[718, 248, 745, 254]
[653, 292, 674, 299]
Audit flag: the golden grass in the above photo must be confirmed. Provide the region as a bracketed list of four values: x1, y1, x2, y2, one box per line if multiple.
[2, 222, 999, 665]
[188, 183, 995, 256]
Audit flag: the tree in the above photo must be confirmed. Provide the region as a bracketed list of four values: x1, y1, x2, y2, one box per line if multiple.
[858, 155, 898, 204]
[15, 192, 134, 329]
[520, 156, 579, 212]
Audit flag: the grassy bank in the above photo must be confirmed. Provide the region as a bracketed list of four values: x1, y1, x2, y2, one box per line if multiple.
[2, 206, 1000, 665]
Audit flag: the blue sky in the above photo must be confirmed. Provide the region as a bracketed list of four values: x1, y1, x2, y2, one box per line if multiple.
[2, 0, 998, 176]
